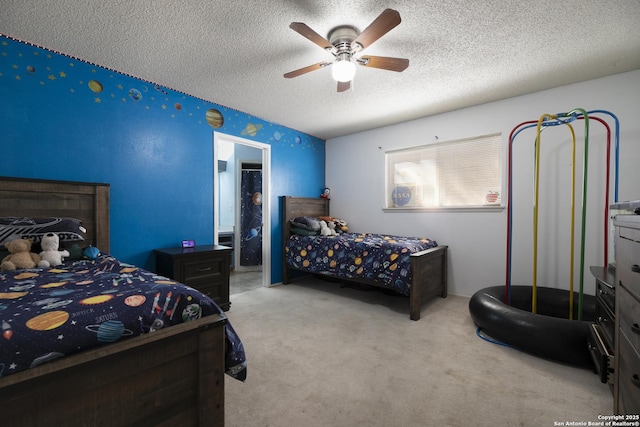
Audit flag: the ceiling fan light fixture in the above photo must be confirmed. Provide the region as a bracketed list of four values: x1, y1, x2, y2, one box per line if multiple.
[285, 9, 407, 91]
[332, 55, 356, 82]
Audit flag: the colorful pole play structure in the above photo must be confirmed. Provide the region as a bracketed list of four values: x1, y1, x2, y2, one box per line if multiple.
[505, 109, 619, 320]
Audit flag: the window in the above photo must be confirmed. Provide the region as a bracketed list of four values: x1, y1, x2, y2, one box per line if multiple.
[385, 133, 502, 208]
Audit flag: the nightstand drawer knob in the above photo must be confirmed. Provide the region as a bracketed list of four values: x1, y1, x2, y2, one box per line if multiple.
[632, 323, 640, 335]
[632, 264, 640, 273]
[196, 266, 212, 273]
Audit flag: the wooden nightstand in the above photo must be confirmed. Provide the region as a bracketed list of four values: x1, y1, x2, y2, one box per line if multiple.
[154, 245, 232, 311]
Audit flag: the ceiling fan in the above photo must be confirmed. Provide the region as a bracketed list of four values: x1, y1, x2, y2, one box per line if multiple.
[284, 8, 409, 92]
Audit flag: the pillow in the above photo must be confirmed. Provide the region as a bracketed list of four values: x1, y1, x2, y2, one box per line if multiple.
[0, 217, 86, 245]
[289, 216, 322, 231]
[65, 242, 85, 260]
[290, 226, 319, 236]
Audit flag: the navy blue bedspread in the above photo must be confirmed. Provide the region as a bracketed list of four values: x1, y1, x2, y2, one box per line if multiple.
[0, 254, 246, 381]
[285, 233, 438, 295]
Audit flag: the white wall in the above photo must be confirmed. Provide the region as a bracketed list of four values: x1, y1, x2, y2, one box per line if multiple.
[326, 70, 640, 297]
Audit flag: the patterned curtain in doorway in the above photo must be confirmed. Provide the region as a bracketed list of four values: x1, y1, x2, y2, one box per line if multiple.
[240, 168, 262, 266]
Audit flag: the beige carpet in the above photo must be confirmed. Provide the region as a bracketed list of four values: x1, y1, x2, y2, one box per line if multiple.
[225, 276, 612, 427]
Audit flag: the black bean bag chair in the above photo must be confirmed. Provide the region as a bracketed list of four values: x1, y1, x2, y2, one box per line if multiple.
[469, 285, 597, 369]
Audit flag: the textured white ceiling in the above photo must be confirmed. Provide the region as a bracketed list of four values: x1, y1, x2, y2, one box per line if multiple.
[2, 0, 639, 140]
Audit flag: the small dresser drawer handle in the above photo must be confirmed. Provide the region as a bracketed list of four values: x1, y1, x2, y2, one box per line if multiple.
[632, 374, 640, 389]
[196, 267, 212, 273]
[632, 264, 640, 273]
[632, 323, 640, 335]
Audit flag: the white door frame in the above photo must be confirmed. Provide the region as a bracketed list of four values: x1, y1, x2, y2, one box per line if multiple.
[213, 132, 271, 288]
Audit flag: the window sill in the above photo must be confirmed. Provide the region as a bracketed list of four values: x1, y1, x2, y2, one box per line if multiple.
[383, 205, 505, 213]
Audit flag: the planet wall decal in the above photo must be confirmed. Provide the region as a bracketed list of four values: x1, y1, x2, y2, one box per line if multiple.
[205, 109, 224, 128]
[128, 88, 142, 101]
[241, 123, 262, 137]
[88, 80, 103, 93]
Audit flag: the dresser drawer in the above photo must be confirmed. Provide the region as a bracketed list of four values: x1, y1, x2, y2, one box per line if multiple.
[618, 286, 640, 354]
[617, 229, 640, 301]
[618, 331, 640, 415]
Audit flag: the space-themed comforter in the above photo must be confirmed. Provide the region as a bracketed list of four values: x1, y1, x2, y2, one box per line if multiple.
[285, 233, 438, 295]
[0, 254, 247, 381]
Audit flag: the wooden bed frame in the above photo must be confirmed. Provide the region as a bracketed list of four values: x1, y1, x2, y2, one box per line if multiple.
[0, 177, 227, 427]
[281, 196, 448, 321]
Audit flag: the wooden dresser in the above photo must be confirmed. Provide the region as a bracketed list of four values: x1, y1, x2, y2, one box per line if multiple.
[154, 245, 232, 311]
[613, 212, 640, 415]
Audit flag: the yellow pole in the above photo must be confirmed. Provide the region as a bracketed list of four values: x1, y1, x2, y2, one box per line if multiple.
[533, 116, 577, 318]
[533, 114, 557, 314]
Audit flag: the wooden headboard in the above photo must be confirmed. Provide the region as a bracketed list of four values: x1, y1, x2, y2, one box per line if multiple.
[0, 177, 110, 252]
[281, 196, 330, 244]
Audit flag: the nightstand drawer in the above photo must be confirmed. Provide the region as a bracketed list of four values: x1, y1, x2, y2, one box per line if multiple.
[597, 279, 615, 316]
[596, 298, 616, 349]
[195, 282, 222, 299]
[588, 323, 614, 384]
[182, 258, 224, 281]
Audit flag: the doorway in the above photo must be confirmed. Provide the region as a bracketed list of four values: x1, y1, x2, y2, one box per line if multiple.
[213, 132, 271, 291]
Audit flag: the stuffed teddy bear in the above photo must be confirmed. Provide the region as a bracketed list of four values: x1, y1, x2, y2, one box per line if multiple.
[319, 220, 331, 236]
[83, 245, 101, 260]
[319, 220, 337, 236]
[38, 232, 70, 268]
[319, 216, 348, 233]
[1, 238, 42, 271]
[326, 221, 337, 235]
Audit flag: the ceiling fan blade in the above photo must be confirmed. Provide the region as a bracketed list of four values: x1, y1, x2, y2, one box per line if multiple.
[290, 22, 334, 51]
[337, 80, 351, 92]
[284, 62, 331, 78]
[358, 56, 409, 72]
[351, 9, 401, 51]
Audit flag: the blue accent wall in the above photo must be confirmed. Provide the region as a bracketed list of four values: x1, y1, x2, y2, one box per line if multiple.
[0, 36, 325, 283]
